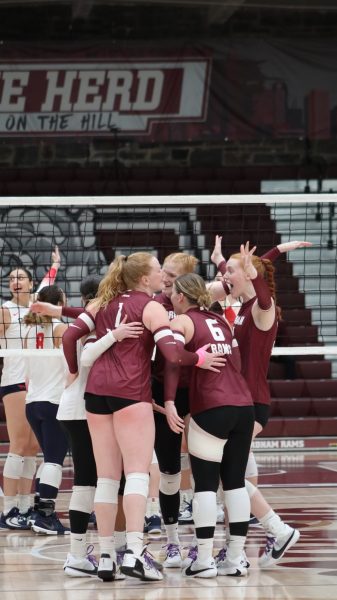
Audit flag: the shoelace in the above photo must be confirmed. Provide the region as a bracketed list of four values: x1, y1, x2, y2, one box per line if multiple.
[141, 545, 159, 572]
[86, 544, 98, 567]
[163, 543, 180, 558]
[264, 536, 276, 554]
[214, 547, 227, 563]
[181, 500, 192, 513]
[183, 545, 198, 561]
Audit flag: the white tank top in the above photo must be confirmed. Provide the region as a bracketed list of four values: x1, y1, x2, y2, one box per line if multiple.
[0, 300, 30, 386]
[25, 319, 66, 405]
[57, 334, 95, 421]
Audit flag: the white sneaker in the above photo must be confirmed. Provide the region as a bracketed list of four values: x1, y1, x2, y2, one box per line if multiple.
[215, 547, 250, 570]
[217, 556, 248, 577]
[181, 544, 198, 568]
[97, 553, 116, 582]
[184, 557, 217, 578]
[178, 500, 193, 524]
[64, 549, 98, 578]
[121, 547, 163, 581]
[259, 528, 300, 568]
[162, 543, 182, 568]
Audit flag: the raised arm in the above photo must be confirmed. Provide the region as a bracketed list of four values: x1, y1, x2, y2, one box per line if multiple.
[36, 245, 61, 293]
[241, 242, 275, 331]
[208, 235, 230, 302]
[262, 240, 312, 262]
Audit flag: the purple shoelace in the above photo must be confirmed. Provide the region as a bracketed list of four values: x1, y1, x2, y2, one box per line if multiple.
[142, 548, 158, 571]
[183, 545, 198, 561]
[86, 544, 98, 567]
[264, 536, 276, 554]
[164, 543, 180, 558]
[214, 547, 227, 563]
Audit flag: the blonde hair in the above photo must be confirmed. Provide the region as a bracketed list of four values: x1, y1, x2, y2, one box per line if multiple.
[174, 273, 212, 309]
[94, 252, 155, 309]
[164, 252, 198, 275]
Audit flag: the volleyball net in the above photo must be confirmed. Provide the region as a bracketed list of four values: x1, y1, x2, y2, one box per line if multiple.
[0, 194, 337, 367]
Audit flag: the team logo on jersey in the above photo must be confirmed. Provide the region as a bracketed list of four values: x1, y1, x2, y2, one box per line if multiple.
[234, 315, 245, 326]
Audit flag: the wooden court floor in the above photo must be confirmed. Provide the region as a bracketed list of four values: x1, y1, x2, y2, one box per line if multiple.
[1, 451, 337, 600]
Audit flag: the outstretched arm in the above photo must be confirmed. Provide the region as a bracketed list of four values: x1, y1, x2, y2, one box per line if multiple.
[241, 242, 275, 330]
[36, 245, 61, 293]
[263, 240, 312, 262]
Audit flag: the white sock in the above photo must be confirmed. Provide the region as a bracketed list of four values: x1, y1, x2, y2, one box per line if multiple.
[126, 531, 143, 556]
[260, 509, 289, 538]
[146, 497, 160, 517]
[98, 535, 116, 561]
[227, 534, 246, 562]
[3, 496, 17, 515]
[197, 538, 213, 564]
[70, 532, 87, 558]
[17, 494, 31, 514]
[165, 523, 180, 545]
[115, 530, 126, 551]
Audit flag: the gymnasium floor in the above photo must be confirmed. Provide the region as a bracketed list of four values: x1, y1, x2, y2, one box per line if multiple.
[1, 450, 337, 600]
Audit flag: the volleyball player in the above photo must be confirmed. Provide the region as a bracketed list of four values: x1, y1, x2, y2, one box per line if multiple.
[152, 252, 198, 567]
[0, 248, 61, 530]
[61, 252, 226, 583]
[165, 272, 254, 578]
[210, 238, 301, 567]
[23, 284, 70, 534]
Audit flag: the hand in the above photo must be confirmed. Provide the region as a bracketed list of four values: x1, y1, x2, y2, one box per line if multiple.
[30, 301, 62, 317]
[113, 315, 144, 341]
[52, 245, 61, 265]
[211, 235, 225, 267]
[65, 371, 78, 388]
[240, 241, 257, 279]
[198, 343, 227, 373]
[152, 400, 166, 415]
[165, 401, 185, 433]
[277, 240, 313, 253]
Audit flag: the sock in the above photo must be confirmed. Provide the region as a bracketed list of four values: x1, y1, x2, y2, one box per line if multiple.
[146, 497, 160, 517]
[70, 532, 87, 559]
[227, 534, 246, 562]
[3, 496, 17, 515]
[260, 509, 289, 538]
[165, 523, 180, 545]
[197, 538, 213, 564]
[17, 494, 31, 514]
[98, 535, 116, 561]
[126, 531, 143, 556]
[115, 530, 126, 551]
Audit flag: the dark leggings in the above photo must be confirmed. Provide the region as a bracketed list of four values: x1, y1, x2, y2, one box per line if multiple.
[60, 419, 97, 487]
[191, 405, 255, 493]
[26, 402, 69, 465]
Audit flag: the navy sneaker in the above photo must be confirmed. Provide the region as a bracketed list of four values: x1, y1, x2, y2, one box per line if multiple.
[32, 512, 70, 535]
[144, 514, 162, 535]
[178, 500, 193, 524]
[0, 507, 19, 530]
[88, 511, 97, 528]
[6, 508, 33, 530]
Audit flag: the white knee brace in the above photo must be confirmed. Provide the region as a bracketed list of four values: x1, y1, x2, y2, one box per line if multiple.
[159, 472, 181, 496]
[22, 456, 37, 480]
[39, 463, 63, 489]
[245, 479, 257, 498]
[193, 491, 217, 528]
[94, 478, 120, 504]
[124, 472, 149, 499]
[3, 453, 24, 480]
[69, 485, 96, 514]
[245, 452, 258, 479]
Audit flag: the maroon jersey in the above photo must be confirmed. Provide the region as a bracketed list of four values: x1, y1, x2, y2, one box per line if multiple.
[85, 290, 154, 402]
[184, 308, 252, 416]
[153, 292, 191, 388]
[234, 297, 277, 406]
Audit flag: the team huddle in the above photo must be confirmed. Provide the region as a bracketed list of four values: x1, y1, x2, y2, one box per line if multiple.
[0, 237, 311, 582]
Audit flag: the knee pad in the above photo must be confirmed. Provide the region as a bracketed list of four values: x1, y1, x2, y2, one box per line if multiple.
[159, 472, 181, 496]
[39, 463, 63, 489]
[245, 479, 257, 499]
[22, 456, 37, 480]
[94, 478, 119, 504]
[245, 452, 258, 479]
[36, 461, 44, 480]
[124, 472, 149, 499]
[193, 491, 217, 528]
[151, 450, 158, 465]
[69, 485, 96, 514]
[188, 418, 224, 462]
[3, 453, 24, 480]
[180, 452, 190, 471]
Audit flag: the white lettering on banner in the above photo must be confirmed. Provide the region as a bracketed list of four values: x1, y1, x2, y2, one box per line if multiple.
[0, 59, 210, 135]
